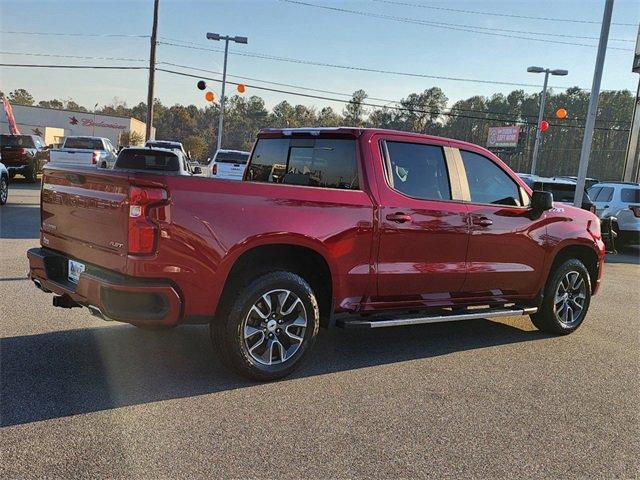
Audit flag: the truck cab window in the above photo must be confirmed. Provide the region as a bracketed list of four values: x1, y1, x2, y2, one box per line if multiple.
[384, 141, 451, 201]
[461, 150, 522, 206]
[246, 138, 359, 190]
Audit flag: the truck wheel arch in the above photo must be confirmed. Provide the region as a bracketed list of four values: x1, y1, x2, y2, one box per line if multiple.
[214, 242, 335, 327]
[546, 243, 600, 294]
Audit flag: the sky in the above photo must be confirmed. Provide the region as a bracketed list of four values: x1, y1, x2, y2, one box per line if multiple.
[0, 0, 639, 113]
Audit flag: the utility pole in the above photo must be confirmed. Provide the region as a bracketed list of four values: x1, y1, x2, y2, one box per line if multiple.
[575, 0, 614, 208]
[206, 32, 248, 151]
[622, 25, 640, 182]
[145, 0, 160, 142]
[527, 66, 568, 175]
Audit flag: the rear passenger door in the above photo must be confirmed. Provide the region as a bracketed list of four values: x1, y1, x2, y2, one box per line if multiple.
[374, 138, 470, 304]
[589, 185, 615, 217]
[456, 149, 546, 299]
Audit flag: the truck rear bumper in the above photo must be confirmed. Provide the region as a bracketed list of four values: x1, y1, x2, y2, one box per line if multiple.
[27, 247, 183, 327]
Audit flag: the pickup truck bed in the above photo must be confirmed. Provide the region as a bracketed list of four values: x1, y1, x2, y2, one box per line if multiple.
[28, 127, 605, 380]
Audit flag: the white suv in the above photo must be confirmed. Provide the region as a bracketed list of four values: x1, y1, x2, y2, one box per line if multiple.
[587, 182, 640, 245]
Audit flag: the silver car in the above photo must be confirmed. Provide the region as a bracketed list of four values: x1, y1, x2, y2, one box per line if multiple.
[587, 182, 640, 245]
[0, 156, 9, 205]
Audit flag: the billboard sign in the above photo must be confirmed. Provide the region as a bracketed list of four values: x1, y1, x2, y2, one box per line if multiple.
[487, 126, 520, 148]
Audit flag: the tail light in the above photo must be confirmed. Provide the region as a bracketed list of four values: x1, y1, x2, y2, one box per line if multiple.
[630, 206, 640, 218]
[212, 163, 218, 176]
[128, 186, 168, 255]
[21, 148, 29, 156]
[92, 151, 99, 164]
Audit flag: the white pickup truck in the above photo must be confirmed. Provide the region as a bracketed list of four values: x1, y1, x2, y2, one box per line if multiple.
[49, 136, 118, 169]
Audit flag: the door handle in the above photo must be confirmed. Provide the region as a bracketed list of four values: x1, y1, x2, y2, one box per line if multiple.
[386, 212, 412, 223]
[473, 217, 493, 227]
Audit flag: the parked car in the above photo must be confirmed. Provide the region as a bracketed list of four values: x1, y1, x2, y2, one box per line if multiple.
[0, 156, 9, 205]
[557, 175, 600, 189]
[517, 174, 596, 213]
[0, 134, 49, 182]
[205, 149, 250, 180]
[28, 127, 605, 381]
[113, 147, 201, 176]
[145, 140, 190, 159]
[49, 136, 118, 169]
[588, 181, 640, 245]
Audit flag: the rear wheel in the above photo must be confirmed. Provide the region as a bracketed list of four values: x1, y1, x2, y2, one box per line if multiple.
[211, 271, 319, 381]
[0, 176, 8, 205]
[25, 166, 38, 183]
[530, 259, 591, 334]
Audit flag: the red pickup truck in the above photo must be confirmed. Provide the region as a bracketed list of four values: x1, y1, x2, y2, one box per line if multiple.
[28, 128, 605, 380]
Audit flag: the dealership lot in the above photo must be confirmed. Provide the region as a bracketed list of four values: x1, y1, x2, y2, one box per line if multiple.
[1, 182, 639, 478]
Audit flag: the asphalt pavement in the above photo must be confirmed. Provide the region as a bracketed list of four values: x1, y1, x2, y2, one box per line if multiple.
[1, 181, 639, 479]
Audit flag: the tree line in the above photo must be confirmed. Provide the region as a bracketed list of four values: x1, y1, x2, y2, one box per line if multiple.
[2, 85, 634, 180]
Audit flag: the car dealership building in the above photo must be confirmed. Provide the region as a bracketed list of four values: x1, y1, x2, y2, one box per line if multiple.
[0, 104, 151, 146]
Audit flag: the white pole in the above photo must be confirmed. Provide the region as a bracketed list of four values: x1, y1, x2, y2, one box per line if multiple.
[216, 38, 230, 152]
[530, 70, 550, 175]
[574, 0, 614, 208]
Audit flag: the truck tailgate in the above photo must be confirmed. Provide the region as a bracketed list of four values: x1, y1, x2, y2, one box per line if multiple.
[41, 166, 131, 272]
[50, 149, 94, 166]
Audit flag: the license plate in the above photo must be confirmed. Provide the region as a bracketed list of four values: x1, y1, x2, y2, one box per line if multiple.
[68, 259, 85, 284]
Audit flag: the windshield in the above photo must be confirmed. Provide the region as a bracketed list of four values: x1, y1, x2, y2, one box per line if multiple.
[115, 149, 179, 171]
[64, 138, 105, 150]
[0, 135, 35, 149]
[215, 151, 250, 164]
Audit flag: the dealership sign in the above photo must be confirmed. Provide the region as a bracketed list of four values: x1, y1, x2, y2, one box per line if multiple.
[486, 126, 520, 148]
[68, 116, 126, 130]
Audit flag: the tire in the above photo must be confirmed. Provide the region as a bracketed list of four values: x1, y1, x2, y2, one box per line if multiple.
[25, 166, 38, 183]
[211, 271, 319, 381]
[0, 176, 8, 205]
[530, 259, 591, 335]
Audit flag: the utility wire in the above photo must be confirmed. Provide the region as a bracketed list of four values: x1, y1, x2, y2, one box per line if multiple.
[279, 0, 634, 51]
[159, 61, 629, 125]
[370, 0, 639, 27]
[0, 51, 146, 62]
[0, 62, 630, 130]
[157, 67, 630, 132]
[0, 30, 149, 38]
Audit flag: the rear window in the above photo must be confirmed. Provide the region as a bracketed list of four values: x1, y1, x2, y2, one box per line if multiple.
[115, 150, 179, 171]
[246, 138, 359, 190]
[146, 141, 181, 150]
[621, 188, 640, 203]
[593, 186, 613, 202]
[1, 135, 35, 148]
[215, 151, 250, 164]
[64, 137, 105, 150]
[536, 183, 577, 203]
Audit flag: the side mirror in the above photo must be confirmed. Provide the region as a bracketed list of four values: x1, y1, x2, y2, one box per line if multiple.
[531, 190, 553, 211]
[192, 166, 202, 175]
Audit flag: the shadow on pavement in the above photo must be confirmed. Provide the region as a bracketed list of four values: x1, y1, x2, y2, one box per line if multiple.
[0, 204, 40, 239]
[606, 245, 640, 265]
[1, 319, 546, 427]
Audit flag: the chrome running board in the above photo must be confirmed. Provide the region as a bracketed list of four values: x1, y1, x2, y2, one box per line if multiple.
[336, 306, 538, 329]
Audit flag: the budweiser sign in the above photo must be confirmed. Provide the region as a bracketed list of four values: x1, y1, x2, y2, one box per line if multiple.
[68, 116, 126, 130]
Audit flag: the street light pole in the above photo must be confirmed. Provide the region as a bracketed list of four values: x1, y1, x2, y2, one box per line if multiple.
[530, 70, 550, 175]
[145, 0, 160, 142]
[527, 66, 568, 175]
[206, 32, 248, 152]
[574, 0, 614, 208]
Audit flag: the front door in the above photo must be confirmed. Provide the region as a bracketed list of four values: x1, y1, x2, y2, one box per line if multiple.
[456, 149, 546, 299]
[374, 138, 469, 307]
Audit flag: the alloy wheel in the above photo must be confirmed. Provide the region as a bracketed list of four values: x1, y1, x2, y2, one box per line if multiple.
[554, 270, 587, 327]
[243, 289, 308, 366]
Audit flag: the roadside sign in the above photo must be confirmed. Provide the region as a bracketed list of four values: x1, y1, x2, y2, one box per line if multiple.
[486, 125, 520, 148]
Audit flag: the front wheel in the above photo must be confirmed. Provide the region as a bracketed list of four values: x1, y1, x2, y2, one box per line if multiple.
[211, 271, 319, 381]
[530, 259, 591, 334]
[0, 176, 8, 205]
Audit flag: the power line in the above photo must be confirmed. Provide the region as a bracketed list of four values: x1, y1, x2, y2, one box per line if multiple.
[0, 63, 147, 70]
[0, 30, 149, 38]
[158, 40, 559, 89]
[279, 0, 634, 51]
[158, 61, 629, 125]
[0, 62, 630, 129]
[370, 0, 638, 27]
[157, 67, 630, 132]
[0, 51, 146, 62]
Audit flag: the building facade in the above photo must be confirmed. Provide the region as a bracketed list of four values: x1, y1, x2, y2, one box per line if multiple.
[1, 104, 152, 146]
